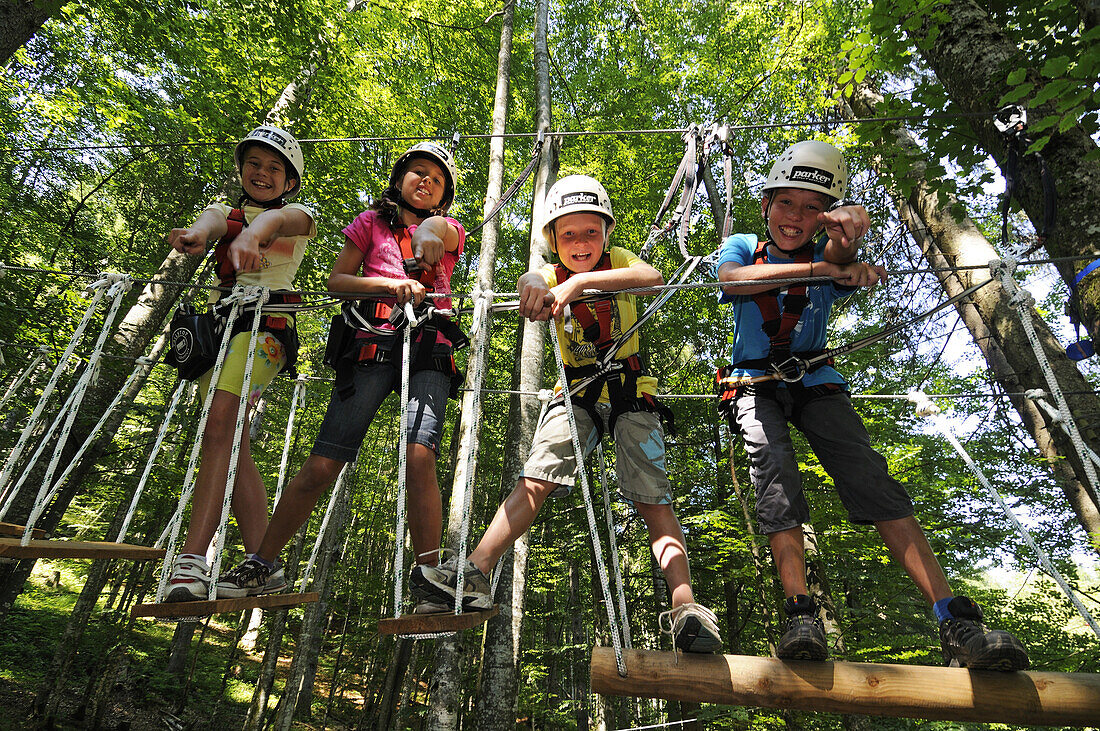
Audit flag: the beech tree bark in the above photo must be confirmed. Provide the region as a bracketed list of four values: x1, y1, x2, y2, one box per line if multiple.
[0, 0, 65, 66]
[846, 83, 1100, 553]
[894, 0, 1100, 340]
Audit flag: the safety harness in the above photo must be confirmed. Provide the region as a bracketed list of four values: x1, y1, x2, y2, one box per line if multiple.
[549, 254, 675, 438]
[716, 240, 834, 412]
[323, 231, 467, 401]
[211, 206, 302, 373]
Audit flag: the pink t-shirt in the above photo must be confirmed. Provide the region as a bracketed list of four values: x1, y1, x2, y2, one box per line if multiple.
[342, 209, 466, 344]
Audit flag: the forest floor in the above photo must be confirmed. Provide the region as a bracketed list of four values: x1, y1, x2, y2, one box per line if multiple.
[0, 560, 363, 730]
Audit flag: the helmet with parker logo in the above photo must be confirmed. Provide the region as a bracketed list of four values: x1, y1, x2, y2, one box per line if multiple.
[541, 175, 616, 253]
[234, 125, 305, 199]
[762, 140, 847, 200]
[389, 142, 458, 212]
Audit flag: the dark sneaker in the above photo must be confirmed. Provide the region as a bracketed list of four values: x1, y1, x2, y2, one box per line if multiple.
[939, 596, 1030, 671]
[217, 558, 273, 599]
[776, 594, 829, 661]
[265, 563, 288, 594]
[660, 602, 723, 653]
[410, 555, 492, 610]
[412, 599, 451, 615]
[165, 555, 210, 602]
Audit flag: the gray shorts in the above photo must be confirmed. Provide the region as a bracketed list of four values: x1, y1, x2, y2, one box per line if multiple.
[730, 388, 913, 534]
[522, 402, 672, 505]
[312, 363, 450, 464]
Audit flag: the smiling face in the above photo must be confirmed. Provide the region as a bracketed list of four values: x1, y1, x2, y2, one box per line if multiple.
[240, 144, 296, 204]
[762, 187, 834, 252]
[399, 156, 447, 213]
[553, 212, 607, 273]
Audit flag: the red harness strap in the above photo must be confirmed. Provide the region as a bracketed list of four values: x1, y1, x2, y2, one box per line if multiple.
[750, 240, 813, 354]
[213, 207, 251, 288]
[555, 253, 616, 353]
[395, 227, 439, 289]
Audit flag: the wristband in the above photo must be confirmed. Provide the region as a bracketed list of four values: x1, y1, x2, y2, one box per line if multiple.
[829, 198, 860, 211]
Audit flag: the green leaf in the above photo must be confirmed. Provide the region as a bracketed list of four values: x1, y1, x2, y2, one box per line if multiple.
[1006, 67, 1026, 85]
[1040, 56, 1071, 78]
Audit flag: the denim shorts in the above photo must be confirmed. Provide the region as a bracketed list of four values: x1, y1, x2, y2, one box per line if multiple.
[312, 363, 450, 464]
[521, 402, 672, 505]
[730, 388, 914, 534]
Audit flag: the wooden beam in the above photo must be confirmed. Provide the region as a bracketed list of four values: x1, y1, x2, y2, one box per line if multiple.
[0, 538, 165, 560]
[131, 592, 320, 619]
[0, 522, 45, 539]
[377, 605, 500, 635]
[591, 647, 1100, 726]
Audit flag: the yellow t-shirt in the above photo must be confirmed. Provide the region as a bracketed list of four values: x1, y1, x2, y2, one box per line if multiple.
[205, 201, 317, 304]
[538, 246, 659, 401]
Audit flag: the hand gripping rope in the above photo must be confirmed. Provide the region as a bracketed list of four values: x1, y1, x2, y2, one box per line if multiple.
[909, 391, 1100, 640]
[0, 274, 122, 511]
[548, 324, 629, 677]
[155, 285, 262, 602]
[0, 274, 133, 523]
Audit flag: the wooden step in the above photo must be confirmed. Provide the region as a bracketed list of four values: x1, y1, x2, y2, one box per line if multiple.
[131, 592, 320, 619]
[377, 605, 500, 635]
[0, 538, 165, 560]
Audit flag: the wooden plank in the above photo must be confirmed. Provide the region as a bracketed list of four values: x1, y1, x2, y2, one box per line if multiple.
[0, 538, 165, 560]
[591, 647, 1100, 726]
[0, 522, 45, 539]
[131, 592, 320, 619]
[377, 605, 500, 635]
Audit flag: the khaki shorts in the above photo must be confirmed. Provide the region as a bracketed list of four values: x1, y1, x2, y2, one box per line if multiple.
[522, 402, 672, 505]
[199, 331, 286, 408]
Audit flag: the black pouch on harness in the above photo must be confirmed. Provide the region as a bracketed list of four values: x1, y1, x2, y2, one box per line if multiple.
[323, 314, 353, 370]
[167, 305, 219, 380]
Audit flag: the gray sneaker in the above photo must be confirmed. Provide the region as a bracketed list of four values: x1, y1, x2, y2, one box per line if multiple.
[660, 602, 723, 653]
[217, 558, 285, 598]
[410, 556, 492, 610]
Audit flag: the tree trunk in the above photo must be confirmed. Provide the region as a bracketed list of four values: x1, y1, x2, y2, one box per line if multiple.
[845, 83, 1100, 552]
[271, 463, 353, 730]
[897, 0, 1100, 340]
[0, 0, 65, 66]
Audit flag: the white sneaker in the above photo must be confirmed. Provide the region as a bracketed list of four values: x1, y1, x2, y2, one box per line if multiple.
[660, 602, 723, 653]
[166, 555, 210, 602]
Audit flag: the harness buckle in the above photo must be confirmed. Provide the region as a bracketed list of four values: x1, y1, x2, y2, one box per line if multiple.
[773, 355, 808, 383]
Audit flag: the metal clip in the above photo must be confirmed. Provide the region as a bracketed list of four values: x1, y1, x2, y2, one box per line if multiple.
[772, 356, 807, 383]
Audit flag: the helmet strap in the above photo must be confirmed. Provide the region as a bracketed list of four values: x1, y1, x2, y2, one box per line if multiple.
[394, 192, 436, 219]
[238, 193, 284, 211]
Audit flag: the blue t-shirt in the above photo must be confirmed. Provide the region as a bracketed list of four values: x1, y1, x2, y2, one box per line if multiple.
[716, 233, 855, 388]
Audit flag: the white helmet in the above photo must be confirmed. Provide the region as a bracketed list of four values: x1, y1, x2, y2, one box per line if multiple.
[762, 140, 847, 200]
[235, 125, 305, 199]
[390, 142, 458, 212]
[542, 175, 616, 252]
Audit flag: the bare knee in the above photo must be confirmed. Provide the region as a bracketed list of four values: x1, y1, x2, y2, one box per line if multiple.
[295, 455, 344, 493]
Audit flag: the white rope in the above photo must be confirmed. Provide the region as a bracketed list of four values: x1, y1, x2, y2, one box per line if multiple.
[0, 274, 132, 521]
[0, 274, 114, 507]
[0, 345, 50, 412]
[273, 375, 308, 506]
[392, 304, 414, 618]
[299, 462, 351, 591]
[596, 442, 632, 648]
[116, 380, 194, 543]
[452, 289, 494, 615]
[1026, 390, 1100, 471]
[991, 258, 1100, 505]
[20, 356, 152, 542]
[155, 288, 251, 601]
[548, 324, 628, 676]
[208, 286, 268, 600]
[909, 391, 1100, 640]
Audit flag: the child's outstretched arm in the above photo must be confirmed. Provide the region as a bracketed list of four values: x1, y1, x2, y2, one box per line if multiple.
[818, 203, 870, 264]
[227, 207, 314, 274]
[409, 216, 461, 268]
[328, 237, 427, 306]
[547, 261, 663, 318]
[718, 257, 886, 296]
[167, 209, 229, 256]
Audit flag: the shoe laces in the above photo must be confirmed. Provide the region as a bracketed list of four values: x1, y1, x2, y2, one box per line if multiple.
[658, 602, 719, 636]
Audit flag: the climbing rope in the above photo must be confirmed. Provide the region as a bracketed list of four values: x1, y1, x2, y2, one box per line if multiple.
[909, 391, 1100, 640]
[548, 324, 628, 676]
[392, 303, 415, 618]
[596, 442, 633, 649]
[273, 376, 308, 506]
[0, 345, 50, 412]
[116, 380, 195, 543]
[0, 274, 133, 522]
[0, 274, 120, 509]
[300, 462, 351, 591]
[991, 258, 1100, 507]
